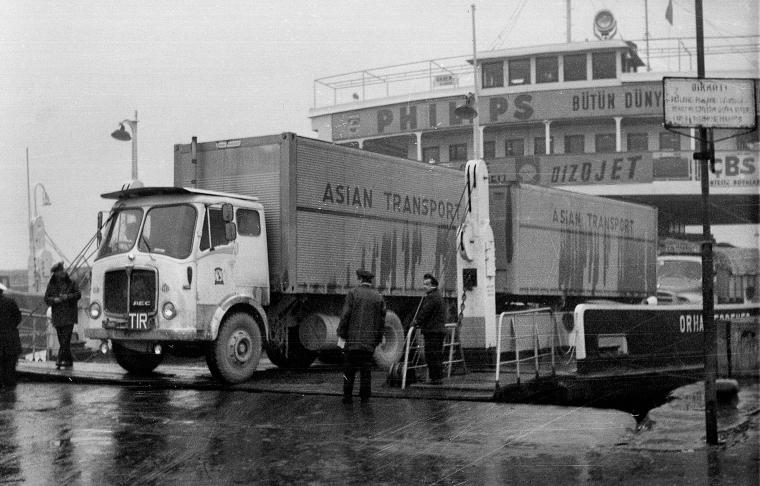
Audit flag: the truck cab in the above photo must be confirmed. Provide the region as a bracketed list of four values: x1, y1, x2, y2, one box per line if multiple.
[656, 254, 703, 303]
[85, 187, 271, 383]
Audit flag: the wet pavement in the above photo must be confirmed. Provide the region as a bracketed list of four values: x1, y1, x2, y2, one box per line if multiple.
[2, 360, 758, 484]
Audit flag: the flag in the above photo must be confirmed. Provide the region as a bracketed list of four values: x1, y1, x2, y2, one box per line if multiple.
[665, 0, 673, 25]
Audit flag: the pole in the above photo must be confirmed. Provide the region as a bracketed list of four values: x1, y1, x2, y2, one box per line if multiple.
[26, 148, 36, 292]
[695, 0, 719, 446]
[131, 110, 138, 180]
[566, 0, 572, 43]
[644, 0, 651, 71]
[471, 4, 481, 159]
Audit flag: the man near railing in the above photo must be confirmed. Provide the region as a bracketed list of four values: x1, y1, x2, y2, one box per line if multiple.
[0, 283, 22, 389]
[412, 273, 446, 385]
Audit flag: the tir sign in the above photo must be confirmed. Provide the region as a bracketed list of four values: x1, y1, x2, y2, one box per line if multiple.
[129, 313, 149, 330]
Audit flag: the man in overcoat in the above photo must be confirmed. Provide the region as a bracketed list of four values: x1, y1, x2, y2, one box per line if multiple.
[44, 262, 81, 368]
[412, 273, 447, 384]
[0, 283, 22, 388]
[337, 269, 386, 404]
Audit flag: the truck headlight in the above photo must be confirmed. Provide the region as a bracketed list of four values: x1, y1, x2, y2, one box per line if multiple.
[88, 302, 102, 319]
[162, 302, 177, 320]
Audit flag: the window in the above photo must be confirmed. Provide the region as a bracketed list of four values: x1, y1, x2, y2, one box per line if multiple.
[563, 54, 587, 81]
[508, 58, 530, 86]
[422, 146, 440, 164]
[536, 56, 558, 83]
[627, 133, 649, 151]
[534, 137, 554, 155]
[483, 141, 496, 159]
[97, 208, 144, 259]
[505, 138, 524, 156]
[592, 52, 616, 79]
[200, 207, 231, 251]
[482, 61, 504, 88]
[449, 143, 468, 161]
[236, 209, 261, 236]
[139, 205, 196, 259]
[595, 133, 616, 153]
[659, 132, 681, 151]
[564, 135, 585, 154]
[737, 130, 759, 150]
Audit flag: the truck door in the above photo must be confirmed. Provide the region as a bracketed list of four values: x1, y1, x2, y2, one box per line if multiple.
[196, 206, 236, 318]
[233, 208, 269, 294]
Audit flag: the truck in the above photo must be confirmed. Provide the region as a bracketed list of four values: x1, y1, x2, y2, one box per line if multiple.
[84, 135, 658, 383]
[454, 159, 658, 352]
[84, 133, 465, 383]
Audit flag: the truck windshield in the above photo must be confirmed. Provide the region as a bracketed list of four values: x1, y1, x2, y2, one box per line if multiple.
[138, 204, 197, 259]
[658, 260, 702, 281]
[97, 208, 144, 259]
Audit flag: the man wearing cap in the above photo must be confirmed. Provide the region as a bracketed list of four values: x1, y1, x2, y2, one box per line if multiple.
[337, 269, 386, 404]
[0, 283, 22, 389]
[412, 273, 447, 385]
[44, 262, 81, 369]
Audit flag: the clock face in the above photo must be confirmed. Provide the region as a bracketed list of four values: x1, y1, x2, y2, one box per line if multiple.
[517, 161, 539, 184]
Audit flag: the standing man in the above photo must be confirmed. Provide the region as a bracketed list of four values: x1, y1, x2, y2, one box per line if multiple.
[412, 273, 446, 385]
[44, 262, 81, 369]
[337, 269, 386, 404]
[0, 283, 22, 389]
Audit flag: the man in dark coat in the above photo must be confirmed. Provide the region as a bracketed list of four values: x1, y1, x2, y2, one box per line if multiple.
[0, 283, 22, 389]
[44, 262, 81, 369]
[337, 269, 386, 404]
[412, 273, 446, 384]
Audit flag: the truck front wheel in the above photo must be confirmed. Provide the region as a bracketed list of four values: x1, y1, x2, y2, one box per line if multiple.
[112, 342, 163, 375]
[206, 312, 262, 384]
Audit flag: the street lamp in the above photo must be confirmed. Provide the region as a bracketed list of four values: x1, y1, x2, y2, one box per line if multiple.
[34, 182, 51, 218]
[111, 110, 139, 180]
[454, 5, 481, 160]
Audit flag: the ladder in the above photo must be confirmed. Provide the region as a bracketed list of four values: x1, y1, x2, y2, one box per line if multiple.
[442, 322, 467, 377]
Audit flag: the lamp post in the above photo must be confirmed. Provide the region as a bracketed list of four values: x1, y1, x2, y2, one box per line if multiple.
[29, 182, 51, 292]
[111, 110, 139, 180]
[454, 5, 482, 160]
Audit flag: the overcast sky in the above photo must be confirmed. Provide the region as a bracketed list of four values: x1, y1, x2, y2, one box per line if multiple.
[1, 0, 757, 270]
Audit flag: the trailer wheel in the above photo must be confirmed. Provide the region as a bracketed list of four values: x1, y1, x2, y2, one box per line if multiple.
[265, 325, 317, 370]
[206, 312, 262, 384]
[112, 342, 163, 375]
[374, 310, 404, 369]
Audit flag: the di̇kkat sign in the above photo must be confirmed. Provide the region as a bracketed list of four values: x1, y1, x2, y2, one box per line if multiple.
[663, 77, 757, 129]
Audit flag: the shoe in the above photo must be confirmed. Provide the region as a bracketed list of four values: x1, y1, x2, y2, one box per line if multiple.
[55, 361, 62, 370]
[342, 397, 353, 404]
[60, 361, 73, 368]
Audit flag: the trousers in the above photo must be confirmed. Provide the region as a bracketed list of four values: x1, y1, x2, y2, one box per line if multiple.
[55, 325, 74, 365]
[342, 349, 374, 400]
[423, 331, 445, 381]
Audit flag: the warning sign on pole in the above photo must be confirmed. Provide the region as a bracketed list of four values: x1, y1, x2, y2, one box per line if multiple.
[663, 77, 757, 129]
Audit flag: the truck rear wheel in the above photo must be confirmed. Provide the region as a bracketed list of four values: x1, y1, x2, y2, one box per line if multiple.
[373, 310, 404, 369]
[265, 326, 317, 370]
[206, 312, 262, 384]
[112, 342, 163, 375]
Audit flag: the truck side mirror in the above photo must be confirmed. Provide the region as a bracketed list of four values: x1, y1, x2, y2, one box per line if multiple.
[225, 222, 237, 242]
[97, 211, 104, 246]
[221, 203, 234, 223]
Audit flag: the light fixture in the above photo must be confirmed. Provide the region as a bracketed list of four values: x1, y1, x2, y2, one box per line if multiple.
[454, 93, 478, 120]
[111, 123, 132, 141]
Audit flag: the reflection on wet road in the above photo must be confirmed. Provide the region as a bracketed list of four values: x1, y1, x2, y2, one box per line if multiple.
[0, 383, 756, 485]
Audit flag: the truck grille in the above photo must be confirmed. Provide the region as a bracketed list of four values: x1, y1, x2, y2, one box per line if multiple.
[103, 269, 157, 315]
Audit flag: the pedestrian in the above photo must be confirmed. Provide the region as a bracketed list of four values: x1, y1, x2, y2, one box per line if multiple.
[44, 262, 81, 369]
[0, 283, 22, 389]
[412, 273, 446, 385]
[337, 269, 386, 404]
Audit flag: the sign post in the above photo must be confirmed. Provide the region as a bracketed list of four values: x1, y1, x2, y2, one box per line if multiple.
[663, 1, 757, 446]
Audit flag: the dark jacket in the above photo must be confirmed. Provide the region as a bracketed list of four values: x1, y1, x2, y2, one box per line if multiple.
[337, 284, 386, 352]
[413, 287, 446, 334]
[0, 293, 22, 357]
[44, 274, 81, 328]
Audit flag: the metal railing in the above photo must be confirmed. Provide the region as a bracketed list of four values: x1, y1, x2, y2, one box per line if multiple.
[494, 307, 560, 389]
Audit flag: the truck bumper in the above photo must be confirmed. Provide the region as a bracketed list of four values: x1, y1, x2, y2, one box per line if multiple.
[85, 328, 211, 342]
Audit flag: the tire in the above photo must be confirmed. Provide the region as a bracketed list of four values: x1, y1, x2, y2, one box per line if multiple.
[265, 325, 317, 370]
[112, 342, 163, 375]
[373, 310, 404, 369]
[206, 312, 263, 384]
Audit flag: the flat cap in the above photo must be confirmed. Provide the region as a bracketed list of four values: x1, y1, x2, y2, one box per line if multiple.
[356, 268, 375, 280]
[423, 273, 439, 287]
[50, 262, 64, 273]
